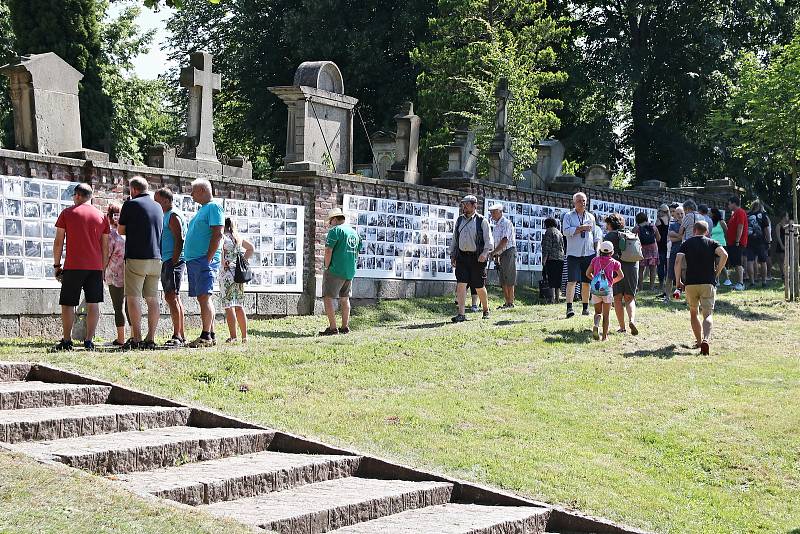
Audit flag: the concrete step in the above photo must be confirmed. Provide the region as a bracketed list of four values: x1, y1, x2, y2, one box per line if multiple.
[0, 362, 31, 382]
[115, 450, 362, 505]
[0, 404, 191, 443]
[201, 476, 454, 533]
[332, 503, 550, 533]
[0, 381, 111, 410]
[7, 426, 274, 475]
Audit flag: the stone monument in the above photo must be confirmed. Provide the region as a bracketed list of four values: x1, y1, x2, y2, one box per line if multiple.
[535, 139, 565, 186]
[487, 78, 514, 185]
[584, 164, 611, 187]
[440, 124, 479, 180]
[0, 52, 107, 161]
[386, 102, 421, 184]
[270, 61, 358, 174]
[369, 130, 396, 179]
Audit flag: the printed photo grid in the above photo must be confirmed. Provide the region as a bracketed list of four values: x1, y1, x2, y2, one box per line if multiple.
[484, 199, 569, 271]
[0, 176, 79, 287]
[590, 199, 658, 234]
[343, 194, 458, 280]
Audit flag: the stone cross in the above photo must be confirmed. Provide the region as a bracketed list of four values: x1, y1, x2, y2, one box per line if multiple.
[180, 51, 221, 162]
[487, 78, 513, 184]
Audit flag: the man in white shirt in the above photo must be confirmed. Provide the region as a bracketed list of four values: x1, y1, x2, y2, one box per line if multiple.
[562, 192, 596, 318]
[489, 203, 517, 309]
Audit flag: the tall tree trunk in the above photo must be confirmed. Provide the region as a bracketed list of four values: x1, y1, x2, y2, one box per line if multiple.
[628, 9, 651, 185]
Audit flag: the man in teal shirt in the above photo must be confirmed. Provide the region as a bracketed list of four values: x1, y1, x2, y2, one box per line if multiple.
[154, 188, 187, 346]
[320, 208, 361, 336]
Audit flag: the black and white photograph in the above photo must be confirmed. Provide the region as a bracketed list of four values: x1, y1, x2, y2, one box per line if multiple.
[42, 183, 59, 200]
[23, 201, 40, 219]
[5, 219, 22, 238]
[23, 260, 43, 278]
[43, 224, 57, 239]
[23, 221, 41, 238]
[3, 177, 23, 198]
[5, 239, 22, 257]
[4, 199, 21, 218]
[24, 181, 41, 198]
[24, 240, 41, 257]
[0, 260, 4, 277]
[6, 258, 24, 277]
[60, 183, 76, 200]
[42, 202, 59, 219]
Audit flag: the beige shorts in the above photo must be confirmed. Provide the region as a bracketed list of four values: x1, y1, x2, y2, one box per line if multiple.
[591, 293, 614, 305]
[685, 284, 716, 315]
[322, 271, 352, 299]
[124, 259, 162, 298]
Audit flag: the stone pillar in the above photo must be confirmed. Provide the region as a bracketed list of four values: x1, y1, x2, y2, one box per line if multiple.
[387, 102, 422, 184]
[440, 125, 479, 180]
[487, 78, 514, 184]
[535, 139, 565, 186]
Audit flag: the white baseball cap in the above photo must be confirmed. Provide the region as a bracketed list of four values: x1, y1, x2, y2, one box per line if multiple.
[488, 203, 504, 211]
[461, 195, 478, 204]
[599, 241, 614, 254]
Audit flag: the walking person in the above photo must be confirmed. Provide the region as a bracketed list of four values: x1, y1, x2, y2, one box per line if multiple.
[562, 192, 597, 318]
[666, 204, 685, 301]
[710, 208, 730, 286]
[746, 200, 771, 288]
[51, 183, 109, 352]
[105, 203, 128, 347]
[675, 220, 729, 355]
[220, 217, 255, 343]
[450, 195, 493, 322]
[184, 178, 224, 348]
[655, 204, 670, 297]
[488, 203, 517, 309]
[775, 212, 789, 280]
[118, 176, 163, 350]
[633, 212, 660, 291]
[726, 196, 749, 291]
[320, 208, 362, 335]
[154, 188, 187, 346]
[586, 241, 624, 341]
[541, 217, 565, 303]
[603, 213, 640, 335]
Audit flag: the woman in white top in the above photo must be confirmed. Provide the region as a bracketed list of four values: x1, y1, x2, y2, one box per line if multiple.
[220, 217, 254, 343]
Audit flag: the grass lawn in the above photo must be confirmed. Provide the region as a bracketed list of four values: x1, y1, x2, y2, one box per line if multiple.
[1, 286, 799, 533]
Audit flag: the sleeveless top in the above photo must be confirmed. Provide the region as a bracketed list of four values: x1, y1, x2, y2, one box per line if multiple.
[711, 222, 725, 244]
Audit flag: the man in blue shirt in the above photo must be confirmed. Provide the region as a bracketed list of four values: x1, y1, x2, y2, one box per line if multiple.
[561, 192, 597, 318]
[154, 188, 187, 347]
[184, 178, 224, 348]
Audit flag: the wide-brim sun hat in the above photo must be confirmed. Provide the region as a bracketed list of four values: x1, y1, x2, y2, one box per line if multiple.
[327, 208, 346, 222]
[599, 241, 614, 254]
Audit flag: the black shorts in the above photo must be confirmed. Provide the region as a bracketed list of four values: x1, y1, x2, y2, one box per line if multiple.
[161, 259, 186, 294]
[745, 240, 769, 263]
[567, 254, 595, 283]
[455, 251, 487, 289]
[59, 270, 104, 306]
[726, 245, 743, 268]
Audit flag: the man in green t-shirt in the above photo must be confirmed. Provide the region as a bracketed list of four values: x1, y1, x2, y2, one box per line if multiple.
[321, 208, 362, 336]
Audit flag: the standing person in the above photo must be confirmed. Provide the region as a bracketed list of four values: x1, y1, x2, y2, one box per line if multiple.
[118, 176, 163, 350]
[675, 221, 728, 355]
[698, 204, 714, 229]
[450, 195, 493, 322]
[51, 183, 109, 352]
[710, 208, 730, 285]
[154, 188, 187, 347]
[746, 200, 771, 288]
[666, 205, 685, 301]
[541, 217, 565, 303]
[775, 212, 789, 280]
[488, 203, 517, 309]
[655, 204, 671, 297]
[633, 211, 660, 291]
[604, 213, 640, 335]
[562, 192, 597, 318]
[726, 195, 749, 291]
[586, 241, 624, 341]
[320, 208, 361, 335]
[105, 203, 128, 347]
[184, 178, 224, 347]
[220, 217, 255, 342]
[678, 199, 702, 243]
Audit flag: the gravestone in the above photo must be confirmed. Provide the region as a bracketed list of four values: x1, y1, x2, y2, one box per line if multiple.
[270, 61, 358, 174]
[440, 125, 479, 179]
[549, 174, 583, 193]
[0, 53, 106, 161]
[535, 139, 565, 186]
[584, 164, 611, 187]
[387, 102, 421, 184]
[487, 78, 514, 185]
[369, 130, 396, 179]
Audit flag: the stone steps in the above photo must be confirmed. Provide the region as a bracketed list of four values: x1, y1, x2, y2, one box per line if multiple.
[0, 404, 191, 443]
[115, 450, 362, 506]
[0, 362, 31, 382]
[332, 503, 550, 533]
[7, 425, 274, 475]
[0, 381, 112, 410]
[200, 476, 455, 533]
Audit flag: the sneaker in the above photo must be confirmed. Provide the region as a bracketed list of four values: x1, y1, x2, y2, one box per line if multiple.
[225, 337, 240, 344]
[566, 307, 575, 318]
[83, 340, 96, 351]
[482, 310, 490, 320]
[187, 336, 214, 348]
[700, 340, 710, 355]
[121, 338, 140, 351]
[468, 304, 479, 313]
[50, 339, 73, 352]
[733, 283, 745, 291]
[723, 279, 732, 287]
[339, 326, 350, 334]
[318, 327, 339, 336]
[139, 340, 158, 351]
[451, 314, 466, 323]
[629, 323, 639, 336]
[164, 337, 184, 347]
[582, 307, 590, 316]
[592, 325, 600, 341]
[104, 339, 125, 348]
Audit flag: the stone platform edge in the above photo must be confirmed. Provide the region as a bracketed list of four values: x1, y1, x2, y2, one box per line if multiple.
[2, 361, 649, 534]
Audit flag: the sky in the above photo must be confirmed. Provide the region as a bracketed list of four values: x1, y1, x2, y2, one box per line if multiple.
[108, 3, 177, 80]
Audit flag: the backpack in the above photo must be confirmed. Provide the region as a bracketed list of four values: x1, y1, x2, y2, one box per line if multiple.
[638, 223, 656, 246]
[233, 249, 253, 284]
[747, 212, 766, 240]
[590, 268, 611, 297]
[618, 231, 644, 262]
[455, 213, 485, 254]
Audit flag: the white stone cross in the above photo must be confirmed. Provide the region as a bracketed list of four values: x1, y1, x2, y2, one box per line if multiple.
[180, 51, 222, 162]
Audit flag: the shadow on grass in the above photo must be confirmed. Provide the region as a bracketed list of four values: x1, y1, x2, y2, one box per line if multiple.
[0, 339, 52, 350]
[399, 321, 448, 330]
[785, 529, 800, 534]
[543, 329, 592, 344]
[623, 344, 684, 359]
[248, 329, 316, 339]
[495, 320, 527, 326]
[712, 299, 781, 321]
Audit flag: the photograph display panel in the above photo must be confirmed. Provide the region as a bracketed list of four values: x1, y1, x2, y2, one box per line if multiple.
[343, 194, 458, 280]
[484, 199, 570, 271]
[590, 199, 658, 233]
[1, 176, 79, 288]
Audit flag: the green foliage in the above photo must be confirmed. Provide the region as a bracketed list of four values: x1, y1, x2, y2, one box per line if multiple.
[411, 0, 566, 179]
[0, 0, 14, 148]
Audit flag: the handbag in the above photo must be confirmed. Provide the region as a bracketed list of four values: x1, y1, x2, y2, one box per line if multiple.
[234, 252, 253, 283]
[539, 269, 555, 304]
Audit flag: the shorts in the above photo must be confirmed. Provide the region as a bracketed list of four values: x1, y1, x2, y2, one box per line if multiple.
[59, 270, 104, 306]
[567, 254, 595, 284]
[124, 259, 162, 298]
[726, 245, 743, 268]
[322, 270, 352, 298]
[613, 261, 638, 297]
[591, 293, 614, 305]
[745, 240, 768, 263]
[187, 257, 220, 297]
[455, 251, 487, 289]
[496, 247, 517, 286]
[685, 284, 716, 315]
[161, 259, 186, 294]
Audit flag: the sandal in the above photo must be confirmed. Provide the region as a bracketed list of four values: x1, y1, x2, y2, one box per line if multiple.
[225, 337, 240, 344]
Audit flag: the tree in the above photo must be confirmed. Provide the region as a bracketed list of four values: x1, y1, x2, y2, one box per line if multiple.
[8, 0, 113, 151]
[411, 0, 567, 179]
[0, 0, 15, 148]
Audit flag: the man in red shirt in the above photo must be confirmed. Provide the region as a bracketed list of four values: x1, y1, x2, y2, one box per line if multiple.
[52, 183, 110, 351]
[725, 195, 749, 291]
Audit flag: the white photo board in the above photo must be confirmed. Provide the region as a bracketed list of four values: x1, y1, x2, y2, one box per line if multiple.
[590, 199, 658, 234]
[343, 194, 458, 280]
